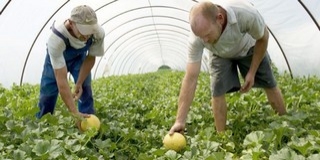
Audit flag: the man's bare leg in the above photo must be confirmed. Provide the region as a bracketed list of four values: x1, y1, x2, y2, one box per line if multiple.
[264, 87, 287, 115]
[212, 95, 227, 132]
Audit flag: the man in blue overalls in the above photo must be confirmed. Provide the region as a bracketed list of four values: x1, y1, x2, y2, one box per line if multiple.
[37, 5, 105, 129]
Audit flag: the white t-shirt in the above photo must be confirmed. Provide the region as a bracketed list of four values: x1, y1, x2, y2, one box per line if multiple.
[47, 20, 105, 69]
[187, 0, 266, 63]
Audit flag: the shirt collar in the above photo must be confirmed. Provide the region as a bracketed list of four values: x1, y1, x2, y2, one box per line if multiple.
[217, 3, 237, 25]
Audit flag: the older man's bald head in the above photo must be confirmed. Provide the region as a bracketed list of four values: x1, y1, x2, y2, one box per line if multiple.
[189, 1, 220, 34]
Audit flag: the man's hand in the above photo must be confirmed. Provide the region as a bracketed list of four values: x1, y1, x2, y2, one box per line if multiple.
[72, 111, 90, 131]
[240, 72, 255, 93]
[73, 85, 83, 101]
[169, 122, 186, 135]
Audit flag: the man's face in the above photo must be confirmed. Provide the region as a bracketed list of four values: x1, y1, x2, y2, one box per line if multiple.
[192, 16, 222, 44]
[71, 21, 91, 41]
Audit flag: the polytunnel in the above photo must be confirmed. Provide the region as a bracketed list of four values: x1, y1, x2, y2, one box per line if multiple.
[0, 0, 319, 88]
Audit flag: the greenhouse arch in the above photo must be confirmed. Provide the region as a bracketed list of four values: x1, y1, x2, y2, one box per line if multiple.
[0, 0, 319, 88]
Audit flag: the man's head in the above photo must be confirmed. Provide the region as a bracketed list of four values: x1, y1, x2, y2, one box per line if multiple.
[70, 5, 99, 36]
[189, 1, 224, 44]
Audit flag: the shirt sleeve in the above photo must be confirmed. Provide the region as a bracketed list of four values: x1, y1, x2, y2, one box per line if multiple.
[187, 32, 204, 63]
[88, 25, 105, 57]
[47, 33, 67, 69]
[239, 3, 266, 40]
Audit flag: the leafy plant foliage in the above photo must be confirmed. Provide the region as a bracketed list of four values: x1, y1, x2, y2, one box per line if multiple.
[0, 70, 319, 159]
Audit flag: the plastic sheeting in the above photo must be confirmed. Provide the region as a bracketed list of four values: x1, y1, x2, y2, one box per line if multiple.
[249, 0, 320, 77]
[0, 0, 319, 88]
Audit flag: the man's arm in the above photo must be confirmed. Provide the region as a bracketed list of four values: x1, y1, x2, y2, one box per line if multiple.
[76, 55, 95, 85]
[54, 66, 78, 114]
[169, 61, 201, 134]
[241, 26, 269, 92]
[250, 26, 269, 75]
[73, 55, 96, 99]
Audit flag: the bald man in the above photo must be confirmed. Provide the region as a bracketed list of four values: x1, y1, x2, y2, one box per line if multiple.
[169, 0, 286, 133]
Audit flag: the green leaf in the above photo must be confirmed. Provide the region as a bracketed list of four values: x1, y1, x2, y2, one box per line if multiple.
[269, 147, 305, 160]
[0, 142, 3, 150]
[243, 131, 264, 147]
[152, 149, 166, 156]
[191, 145, 198, 157]
[32, 140, 51, 156]
[289, 136, 313, 156]
[48, 140, 64, 159]
[307, 154, 320, 160]
[165, 150, 180, 159]
[5, 120, 15, 130]
[13, 149, 26, 160]
[205, 152, 225, 160]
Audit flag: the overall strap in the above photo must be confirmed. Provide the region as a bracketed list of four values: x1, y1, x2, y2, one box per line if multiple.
[50, 21, 70, 46]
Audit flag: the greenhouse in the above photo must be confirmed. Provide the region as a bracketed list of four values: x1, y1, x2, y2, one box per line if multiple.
[0, 0, 319, 159]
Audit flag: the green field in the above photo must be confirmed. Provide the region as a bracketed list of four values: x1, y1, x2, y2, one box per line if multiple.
[0, 70, 320, 159]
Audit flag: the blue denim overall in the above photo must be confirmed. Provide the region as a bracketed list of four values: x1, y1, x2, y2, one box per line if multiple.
[36, 23, 95, 118]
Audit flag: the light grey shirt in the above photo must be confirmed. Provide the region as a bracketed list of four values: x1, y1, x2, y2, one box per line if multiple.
[47, 20, 105, 69]
[187, 0, 266, 63]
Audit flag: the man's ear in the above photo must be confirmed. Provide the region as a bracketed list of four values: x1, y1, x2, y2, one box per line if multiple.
[216, 13, 223, 22]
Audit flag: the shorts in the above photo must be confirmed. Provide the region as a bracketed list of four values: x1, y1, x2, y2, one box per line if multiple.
[209, 47, 277, 96]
